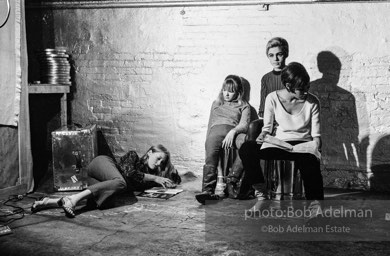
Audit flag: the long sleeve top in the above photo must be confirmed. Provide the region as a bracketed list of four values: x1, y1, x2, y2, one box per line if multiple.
[207, 100, 250, 136]
[262, 91, 321, 141]
[258, 70, 285, 117]
[117, 151, 181, 189]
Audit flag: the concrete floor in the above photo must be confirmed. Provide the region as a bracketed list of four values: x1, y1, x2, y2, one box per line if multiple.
[1, 173, 390, 256]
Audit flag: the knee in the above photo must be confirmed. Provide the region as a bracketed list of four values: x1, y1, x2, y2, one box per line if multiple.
[246, 120, 263, 141]
[92, 155, 111, 164]
[248, 121, 259, 132]
[87, 155, 112, 174]
[235, 133, 246, 149]
[113, 178, 127, 192]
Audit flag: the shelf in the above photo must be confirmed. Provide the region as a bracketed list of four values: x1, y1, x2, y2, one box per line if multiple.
[28, 84, 70, 94]
[28, 84, 71, 126]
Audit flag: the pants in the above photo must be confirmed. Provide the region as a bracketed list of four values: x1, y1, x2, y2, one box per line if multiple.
[228, 132, 246, 179]
[86, 155, 128, 208]
[203, 124, 245, 193]
[205, 125, 235, 168]
[239, 140, 324, 200]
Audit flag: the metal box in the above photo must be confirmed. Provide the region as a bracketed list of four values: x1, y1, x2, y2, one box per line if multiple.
[51, 124, 97, 191]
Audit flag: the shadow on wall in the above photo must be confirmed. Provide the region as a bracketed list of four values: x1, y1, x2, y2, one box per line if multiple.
[310, 50, 369, 172]
[241, 76, 258, 121]
[68, 55, 77, 123]
[97, 129, 115, 161]
[370, 135, 390, 192]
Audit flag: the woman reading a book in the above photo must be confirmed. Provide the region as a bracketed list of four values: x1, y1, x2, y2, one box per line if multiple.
[239, 62, 324, 210]
[31, 144, 181, 218]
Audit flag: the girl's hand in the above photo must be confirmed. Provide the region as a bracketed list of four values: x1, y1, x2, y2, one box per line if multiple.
[154, 176, 174, 188]
[313, 137, 322, 152]
[222, 130, 236, 149]
[256, 131, 268, 144]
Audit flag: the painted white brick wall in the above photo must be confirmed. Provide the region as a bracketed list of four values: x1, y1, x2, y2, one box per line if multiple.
[29, 2, 390, 189]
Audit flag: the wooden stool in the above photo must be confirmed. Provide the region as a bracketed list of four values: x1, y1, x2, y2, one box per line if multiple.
[262, 159, 304, 200]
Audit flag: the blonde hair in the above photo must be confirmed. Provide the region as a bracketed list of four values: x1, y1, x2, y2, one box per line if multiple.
[141, 144, 181, 184]
[266, 37, 289, 58]
[216, 75, 247, 106]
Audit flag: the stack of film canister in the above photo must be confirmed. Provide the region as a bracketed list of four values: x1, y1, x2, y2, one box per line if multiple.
[37, 48, 71, 85]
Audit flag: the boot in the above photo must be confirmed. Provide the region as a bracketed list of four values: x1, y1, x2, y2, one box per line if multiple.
[226, 157, 244, 199]
[195, 165, 219, 204]
[195, 191, 220, 205]
[228, 156, 244, 184]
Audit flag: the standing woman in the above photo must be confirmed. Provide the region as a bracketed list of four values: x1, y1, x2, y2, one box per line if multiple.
[32, 144, 181, 217]
[246, 37, 289, 141]
[195, 75, 251, 204]
[239, 62, 324, 214]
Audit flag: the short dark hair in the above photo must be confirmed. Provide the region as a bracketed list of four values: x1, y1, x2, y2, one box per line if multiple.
[266, 37, 289, 58]
[281, 62, 310, 91]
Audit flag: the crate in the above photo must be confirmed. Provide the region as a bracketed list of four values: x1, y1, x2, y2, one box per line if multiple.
[51, 124, 97, 191]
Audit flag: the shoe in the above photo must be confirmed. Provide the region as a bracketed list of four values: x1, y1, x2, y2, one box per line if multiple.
[252, 183, 269, 200]
[226, 176, 241, 199]
[31, 197, 60, 213]
[307, 200, 322, 219]
[58, 197, 76, 218]
[254, 190, 269, 200]
[195, 192, 220, 205]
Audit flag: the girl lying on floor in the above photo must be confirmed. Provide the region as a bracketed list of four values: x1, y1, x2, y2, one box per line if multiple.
[31, 144, 181, 218]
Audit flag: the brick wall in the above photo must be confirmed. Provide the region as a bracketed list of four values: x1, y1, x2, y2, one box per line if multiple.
[26, 2, 390, 190]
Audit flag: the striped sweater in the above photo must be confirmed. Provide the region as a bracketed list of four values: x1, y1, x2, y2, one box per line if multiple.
[258, 70, 285, 117]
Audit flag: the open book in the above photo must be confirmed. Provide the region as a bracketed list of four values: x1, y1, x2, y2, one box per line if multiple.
[137, 187, 184, 200]
[259, 135, 321, 160]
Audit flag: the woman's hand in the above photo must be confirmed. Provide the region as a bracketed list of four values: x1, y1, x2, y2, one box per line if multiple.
[153, 176, 175, 188]
[256, 131, 269, 144]
[313, 137, 322, 152]
[222, 130, 236, 149]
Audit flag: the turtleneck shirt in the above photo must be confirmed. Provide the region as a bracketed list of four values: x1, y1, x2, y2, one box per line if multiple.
[258, 70, 285, 117]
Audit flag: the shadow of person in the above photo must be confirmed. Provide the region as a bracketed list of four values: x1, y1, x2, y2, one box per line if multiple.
[241, 76, 258, 121]
[370, 135, 390, 191]
[310, 51, 367, 176]
[97, 129, 116, 160]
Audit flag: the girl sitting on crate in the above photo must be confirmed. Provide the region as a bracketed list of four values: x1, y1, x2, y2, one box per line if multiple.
[195, 75, 251, 204]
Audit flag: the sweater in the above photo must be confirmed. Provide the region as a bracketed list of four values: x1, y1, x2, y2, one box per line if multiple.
[207, 100, 250, 135]
[262, 91, 321, 141]
[258, 70, 285, 117]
